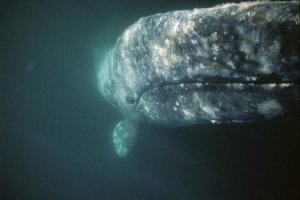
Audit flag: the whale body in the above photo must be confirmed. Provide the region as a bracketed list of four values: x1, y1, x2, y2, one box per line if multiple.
[98, 1, 300, 157]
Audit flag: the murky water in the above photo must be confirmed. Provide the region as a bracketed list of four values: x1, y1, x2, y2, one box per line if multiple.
[1, 0, 299, 199]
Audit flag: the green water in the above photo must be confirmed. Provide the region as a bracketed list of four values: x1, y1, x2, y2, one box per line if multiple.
[1, 0, 299, 199]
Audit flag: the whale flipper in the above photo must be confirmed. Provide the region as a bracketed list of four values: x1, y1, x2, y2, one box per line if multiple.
[113, 119, 139, 157]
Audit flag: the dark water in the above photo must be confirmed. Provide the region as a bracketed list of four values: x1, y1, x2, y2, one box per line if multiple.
[1, 0, 299, 199]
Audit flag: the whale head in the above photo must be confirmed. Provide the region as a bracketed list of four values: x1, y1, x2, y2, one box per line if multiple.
[97, 1, 300, 157]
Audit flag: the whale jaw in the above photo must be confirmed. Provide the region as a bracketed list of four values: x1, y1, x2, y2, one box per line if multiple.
[136, 82, 299, 126]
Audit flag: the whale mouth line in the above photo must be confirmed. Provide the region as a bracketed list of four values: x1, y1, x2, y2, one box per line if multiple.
[136, 81, 297, 108]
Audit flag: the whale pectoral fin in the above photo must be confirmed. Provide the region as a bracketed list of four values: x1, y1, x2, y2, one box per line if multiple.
[112, 119, 140, 157]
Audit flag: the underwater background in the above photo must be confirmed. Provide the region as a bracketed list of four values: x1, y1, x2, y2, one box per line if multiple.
[1, 0, 299, 199]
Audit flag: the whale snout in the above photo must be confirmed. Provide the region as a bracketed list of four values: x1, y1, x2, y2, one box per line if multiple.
[98, 1, 300, 126]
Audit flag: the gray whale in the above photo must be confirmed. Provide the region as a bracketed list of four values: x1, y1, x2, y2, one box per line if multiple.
[98, 1, 300, 157]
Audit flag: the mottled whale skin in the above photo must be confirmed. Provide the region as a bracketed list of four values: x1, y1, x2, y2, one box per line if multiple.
[98, 1, 300, 157]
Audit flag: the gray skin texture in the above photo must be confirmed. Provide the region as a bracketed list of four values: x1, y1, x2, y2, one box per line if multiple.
[98, 1, 300, 156]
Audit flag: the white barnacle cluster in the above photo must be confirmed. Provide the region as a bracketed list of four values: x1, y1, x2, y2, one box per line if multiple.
[182, 20, 195, 34]
[245, 76, 257, 81]
[169, 19, 180, 36]
[122, 19, 142, 46]
[265, 12, 272, 22]
[262, 83, 293, 91]
[211, 32, 218, 41]
[171, 91, 219, 123]
[197, 96, 219, 119]
[211, 43, 220, 55]
[151, 43, 171, 77]
[147, 15, 190, 79]
[210, 32, 220, 59]
[279, 83, 293, 88]
[182, 108, 195, 120]
[262, 83, 277, 90]
[292, 13, 300, 25]
[257, 99, 282, 117]
[123, 60, 137, 88]
[137, 90, 162, 121]
[123, 29, 131, 45]
[239, 1, 252, 11]
[225, 83, 246, 90]
[201, 105, 217, 118]
[181, 9, 200, 35]
[257, 55, 275, 74]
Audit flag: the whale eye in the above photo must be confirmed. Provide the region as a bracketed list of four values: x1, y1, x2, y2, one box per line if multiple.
[126, 96, 136, 105]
